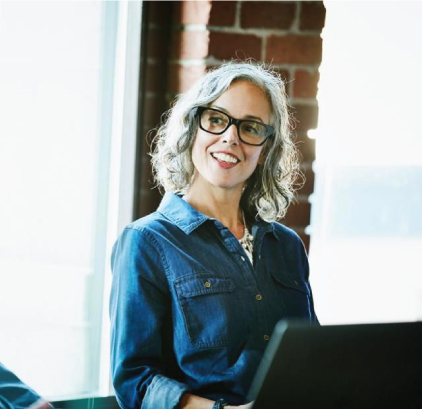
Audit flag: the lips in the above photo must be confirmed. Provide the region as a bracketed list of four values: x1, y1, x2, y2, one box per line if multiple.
[211, 152, 240, 164]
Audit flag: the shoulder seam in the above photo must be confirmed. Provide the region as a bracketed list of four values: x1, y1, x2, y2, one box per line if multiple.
[131, 226, 172, 279]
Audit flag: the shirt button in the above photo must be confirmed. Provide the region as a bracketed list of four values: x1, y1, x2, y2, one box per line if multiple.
[240, 256, 246, 262]
[204, 281, 211, 288]
[264, 334, 270, 341]
[255, 294, 262, 301]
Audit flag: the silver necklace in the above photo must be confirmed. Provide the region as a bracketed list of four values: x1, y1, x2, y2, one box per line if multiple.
[239, 212, 253, 264]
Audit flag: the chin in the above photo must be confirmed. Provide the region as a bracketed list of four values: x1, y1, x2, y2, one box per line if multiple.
[209, 179, 244, 192]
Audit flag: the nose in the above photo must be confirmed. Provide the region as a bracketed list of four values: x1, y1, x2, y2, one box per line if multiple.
[222, 123, 240, 146]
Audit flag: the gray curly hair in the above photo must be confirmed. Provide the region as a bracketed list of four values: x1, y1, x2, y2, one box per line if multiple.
[151, 61, 301, 222]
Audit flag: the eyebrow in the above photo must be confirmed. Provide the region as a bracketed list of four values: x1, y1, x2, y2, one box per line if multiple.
[210, 105, 265, 123]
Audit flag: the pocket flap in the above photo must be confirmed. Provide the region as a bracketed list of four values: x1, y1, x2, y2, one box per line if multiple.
[175, 275, 235, 298]
[270, 271, 309, 294]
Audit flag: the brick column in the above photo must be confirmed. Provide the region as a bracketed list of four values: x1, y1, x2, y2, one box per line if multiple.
[169, 1, 211, 94]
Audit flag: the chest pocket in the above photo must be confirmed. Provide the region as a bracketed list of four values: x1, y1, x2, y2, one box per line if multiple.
[175, 274, 245, 349]
[270, 271, 312, 320]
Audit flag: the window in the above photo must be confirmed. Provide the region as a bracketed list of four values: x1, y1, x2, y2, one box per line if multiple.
[0, 1, 142, 399]
[309, 2, 422, 325]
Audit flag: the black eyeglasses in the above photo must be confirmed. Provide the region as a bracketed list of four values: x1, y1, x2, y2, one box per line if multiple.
[195, 107, 274, 146]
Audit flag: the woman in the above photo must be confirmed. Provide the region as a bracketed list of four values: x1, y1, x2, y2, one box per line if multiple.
[110, 61, 318, 409]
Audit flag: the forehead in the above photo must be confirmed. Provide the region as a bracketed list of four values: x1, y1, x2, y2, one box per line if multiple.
[211, 80, 272, 123]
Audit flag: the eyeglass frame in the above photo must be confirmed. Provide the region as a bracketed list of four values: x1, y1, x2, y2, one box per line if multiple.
[194, 106, 275, 146]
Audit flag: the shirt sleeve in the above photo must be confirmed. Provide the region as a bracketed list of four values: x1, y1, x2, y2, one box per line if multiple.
[109, 227, 190, 409]
[297, 234, 319, 324]
[0, 363, 51, 409]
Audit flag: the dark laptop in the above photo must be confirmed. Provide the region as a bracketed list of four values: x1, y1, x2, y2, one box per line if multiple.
[248, 321, 422, 409]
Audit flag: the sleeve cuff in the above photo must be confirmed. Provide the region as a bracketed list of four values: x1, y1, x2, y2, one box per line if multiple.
[141, 374, 190, 409]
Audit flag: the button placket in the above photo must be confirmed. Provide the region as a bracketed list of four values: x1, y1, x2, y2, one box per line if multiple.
[217, 222, 272, 344]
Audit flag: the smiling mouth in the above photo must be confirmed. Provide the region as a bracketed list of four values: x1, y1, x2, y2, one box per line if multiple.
[211, 152, 240, 164]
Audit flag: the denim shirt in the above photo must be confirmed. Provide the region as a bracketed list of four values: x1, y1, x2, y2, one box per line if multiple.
[0, 363, 47, 409]
[110, 193, 317, 409]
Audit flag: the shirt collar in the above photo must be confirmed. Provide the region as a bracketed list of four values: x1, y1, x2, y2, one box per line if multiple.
[157, 192, 276, 237]
[157, 192, 209, 234]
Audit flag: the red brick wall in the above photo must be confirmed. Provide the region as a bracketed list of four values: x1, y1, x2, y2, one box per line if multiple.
[136, 1, 326, 251]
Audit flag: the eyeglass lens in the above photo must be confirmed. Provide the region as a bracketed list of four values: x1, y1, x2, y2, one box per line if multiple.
[200, 109, 267, 145]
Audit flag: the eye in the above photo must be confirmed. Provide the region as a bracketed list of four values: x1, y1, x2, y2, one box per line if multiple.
[244, 124, 259, 134]
[242, 122, 264, 136]
[209, 115, 224, 125]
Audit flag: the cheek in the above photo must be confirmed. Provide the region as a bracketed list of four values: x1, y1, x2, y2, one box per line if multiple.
[247, 148, 264, 168]
[191, 132, 216, 170]
[190, 133, 204, 164]
[192, 130, 217, 154]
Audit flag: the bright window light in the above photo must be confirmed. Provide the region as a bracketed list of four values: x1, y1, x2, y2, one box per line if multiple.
[0, 1, 141, 399]
[309, 1, 422, 325]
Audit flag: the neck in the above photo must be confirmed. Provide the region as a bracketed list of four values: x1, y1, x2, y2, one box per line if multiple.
[183, 185, 245, 239]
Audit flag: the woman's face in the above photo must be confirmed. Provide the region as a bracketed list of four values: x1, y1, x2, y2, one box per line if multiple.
[190, 80, 272, 195]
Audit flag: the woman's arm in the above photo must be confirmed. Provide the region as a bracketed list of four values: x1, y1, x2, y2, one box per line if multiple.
[178, 393, 214, 409]
[178, 393, 253, 409]
[110, 227, 189, 409]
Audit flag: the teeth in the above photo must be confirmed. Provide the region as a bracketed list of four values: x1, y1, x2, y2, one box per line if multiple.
[212, 153, 238, 164]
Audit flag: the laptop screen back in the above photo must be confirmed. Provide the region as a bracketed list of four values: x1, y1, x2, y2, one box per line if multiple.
[248, 321, 422, 409]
